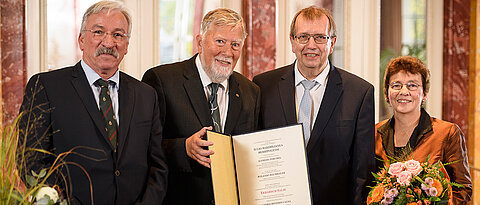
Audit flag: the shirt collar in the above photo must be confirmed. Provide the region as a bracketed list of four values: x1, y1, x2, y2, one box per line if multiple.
[294, 60, 330, 86]
[81, 59, 120, 87]
[378, 108, 433, 157]
[195, 55, 228, 89]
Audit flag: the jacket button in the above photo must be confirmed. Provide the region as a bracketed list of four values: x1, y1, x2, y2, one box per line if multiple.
[115, 170, 120, 176]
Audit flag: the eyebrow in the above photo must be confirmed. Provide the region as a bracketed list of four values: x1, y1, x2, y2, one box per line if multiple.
[392, 80, 421, 84]
[91, 24, 127, 33]
[297, 33, 328, 35]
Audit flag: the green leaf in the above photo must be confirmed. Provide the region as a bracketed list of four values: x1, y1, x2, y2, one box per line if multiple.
[425, 155, 431, 165]
[31, 170, 39, 177]
[26, 174, 37, 186]
[443, 159, 460, 166]
[450, 181, 465, 188]
[39, 168, 47, 178]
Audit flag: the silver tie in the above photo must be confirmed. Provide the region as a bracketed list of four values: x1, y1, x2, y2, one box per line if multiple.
[299, 80, 317, 144]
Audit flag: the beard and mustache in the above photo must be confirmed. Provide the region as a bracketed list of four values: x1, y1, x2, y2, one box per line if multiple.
[200, 53, 235, 83]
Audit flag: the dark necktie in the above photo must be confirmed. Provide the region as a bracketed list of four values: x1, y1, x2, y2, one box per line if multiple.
[209, 83, 222, 132]
[94, 79, 118, 150]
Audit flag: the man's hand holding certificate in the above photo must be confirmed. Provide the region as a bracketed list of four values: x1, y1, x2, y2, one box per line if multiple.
[208, 124, 312, 205]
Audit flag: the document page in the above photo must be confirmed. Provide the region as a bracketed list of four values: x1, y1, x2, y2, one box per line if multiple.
[232, 124, 311, 205]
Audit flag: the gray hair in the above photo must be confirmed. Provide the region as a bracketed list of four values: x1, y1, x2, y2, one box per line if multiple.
[200, 8, 247, 40]
[80, 0, 132, 35]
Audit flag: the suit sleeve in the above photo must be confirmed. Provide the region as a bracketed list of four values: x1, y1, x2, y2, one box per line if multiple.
[253, 84, 261, 131]
[142, 69, 192, 172]
[445, 124, 472, 204]
[351, 84, 375, 205]
[18, 75, 55, 175]
[136, 90, 169, 204]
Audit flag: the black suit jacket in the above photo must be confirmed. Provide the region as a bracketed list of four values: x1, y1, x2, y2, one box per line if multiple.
[20, 62, 168, 205]
[142, 55, 260, 205]
[253, 62, 375, 205]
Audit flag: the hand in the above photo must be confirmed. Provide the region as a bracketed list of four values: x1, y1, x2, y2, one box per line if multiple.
[185, 127, 214, 168]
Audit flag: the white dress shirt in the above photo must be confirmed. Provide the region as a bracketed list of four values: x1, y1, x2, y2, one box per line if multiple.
[294, 61, 330, 127]
[196, 56, 229, 132]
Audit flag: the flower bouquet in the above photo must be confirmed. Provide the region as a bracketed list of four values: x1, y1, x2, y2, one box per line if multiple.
[367, 157, 463, 205]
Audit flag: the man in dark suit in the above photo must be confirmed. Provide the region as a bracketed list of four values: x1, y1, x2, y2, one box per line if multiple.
[19, 1, 167, 204]
[253, 6, 375, 205]
[142, 8, 259, 205]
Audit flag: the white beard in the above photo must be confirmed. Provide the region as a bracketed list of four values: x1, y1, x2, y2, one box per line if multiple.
[201, 54, 234, 83]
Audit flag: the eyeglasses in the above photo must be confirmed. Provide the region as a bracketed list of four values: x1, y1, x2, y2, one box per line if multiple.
[389, 82, 421, 91]
[293, 34, 331, 44]
[83, 29, 129, 42]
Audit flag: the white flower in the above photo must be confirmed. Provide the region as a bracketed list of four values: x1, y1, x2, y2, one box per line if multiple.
[35, 186, 59, 204]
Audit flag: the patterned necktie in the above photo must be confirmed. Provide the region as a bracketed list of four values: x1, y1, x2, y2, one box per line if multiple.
[94, 79, 118, 150]
[209, 83, 222, 132]
[299, 80, 317, 145]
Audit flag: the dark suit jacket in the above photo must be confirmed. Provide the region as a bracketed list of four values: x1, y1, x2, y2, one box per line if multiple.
[142, 54, 260, 205]
[19, 62, 168, 205]
[253, 62, 375, 205]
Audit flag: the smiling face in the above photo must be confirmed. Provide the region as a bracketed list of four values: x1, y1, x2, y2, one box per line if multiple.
[78, 9, 129, 79]
[386, 71, 427, 116]
[290, 14, 336, 75]
[197, 24, 243, 83]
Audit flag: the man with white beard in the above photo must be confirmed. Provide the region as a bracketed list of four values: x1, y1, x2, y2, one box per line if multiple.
[142, 8, 260, 205]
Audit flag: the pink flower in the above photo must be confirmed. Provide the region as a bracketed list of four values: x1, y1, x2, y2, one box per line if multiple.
[424, 177, 433, 185]
[388, 162, 405, 177]
[427, 187, 437, 197]
[404, 160, 422, 176]
[397, 171, 412, 186]
[388, 188, 398, 197]
[421, 183, 429, 191]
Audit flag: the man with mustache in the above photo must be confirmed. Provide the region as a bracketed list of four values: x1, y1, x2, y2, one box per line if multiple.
[253, 6, 375, 204]
[142, 8, 259, 205]
[19, 1, 167, 204]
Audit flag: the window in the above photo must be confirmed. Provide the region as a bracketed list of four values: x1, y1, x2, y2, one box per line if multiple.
[379, 0, 426, 121]
[47, 0, 99, 70]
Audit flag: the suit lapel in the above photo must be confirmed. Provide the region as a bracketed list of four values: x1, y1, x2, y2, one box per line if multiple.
[224, 74, 241, 134]
[117, 73, 134, 159]
[307, 65, 343, 153]
[278, 64, 297, 125]
[183, 56, 212, 127]
[70, 62, 111, 147]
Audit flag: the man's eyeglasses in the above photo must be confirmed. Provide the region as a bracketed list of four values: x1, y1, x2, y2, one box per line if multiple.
[293, 34, 331, 44]
[84, 29, 129, 42]
[389, 82, 421, 91]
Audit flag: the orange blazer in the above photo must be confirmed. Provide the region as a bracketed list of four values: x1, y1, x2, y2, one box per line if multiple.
[375, 112, 472, 204]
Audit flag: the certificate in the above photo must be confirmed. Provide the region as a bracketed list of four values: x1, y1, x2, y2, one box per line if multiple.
[207, 124, 312, 205]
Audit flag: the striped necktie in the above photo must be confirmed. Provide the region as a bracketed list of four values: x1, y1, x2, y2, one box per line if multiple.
[94, 79, 118, 150]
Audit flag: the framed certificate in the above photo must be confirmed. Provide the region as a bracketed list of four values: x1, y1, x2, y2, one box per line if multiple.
[207, 124, 312, 205]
